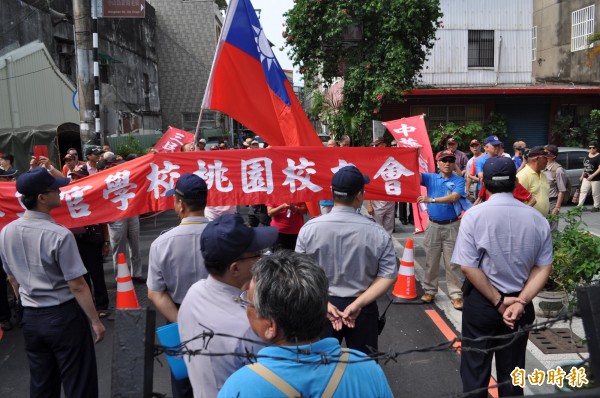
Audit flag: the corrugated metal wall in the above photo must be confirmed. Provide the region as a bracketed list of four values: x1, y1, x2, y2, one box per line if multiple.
[420, 0, 533, 86]
[0, 42, 79, 129]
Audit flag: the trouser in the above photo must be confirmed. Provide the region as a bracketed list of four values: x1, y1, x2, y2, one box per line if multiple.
[22, 300, 98, 398]
[549, 198, 559, 232]
[76, 239, 109, 310]
[461, 288, 534, 398]
[273, 233, 298, 252]
[109, 216, 142, 277]
[371, 201, 396, 235]
[247, 204, 271, 227]
[322, 297, 379, 355]
[578, 179, 600, 208]
[422, 220, 463, 299]
[397, 202, 413, 223]
[0, 267, 11, 322]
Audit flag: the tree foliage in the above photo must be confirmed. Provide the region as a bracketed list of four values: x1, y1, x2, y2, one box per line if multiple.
[214, 0, 227, 11]
[552, 109, 600, 147]
[284, 0, 442, 145]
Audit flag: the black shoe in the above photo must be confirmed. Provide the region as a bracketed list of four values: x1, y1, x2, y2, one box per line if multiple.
[401, 219, 408, 225]
[592, 208, 600, 213]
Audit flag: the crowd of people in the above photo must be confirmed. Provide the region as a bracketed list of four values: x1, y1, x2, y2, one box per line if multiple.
[1, 132, 597, 397]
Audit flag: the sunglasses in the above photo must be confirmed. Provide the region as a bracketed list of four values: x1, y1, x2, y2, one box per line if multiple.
[590, 147, 597, 149]
[438, 158, 456, 163]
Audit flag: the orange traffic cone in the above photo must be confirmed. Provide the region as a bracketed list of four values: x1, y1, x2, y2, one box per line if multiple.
[392, 238, 417, 299]
[116, 253, 141, 309]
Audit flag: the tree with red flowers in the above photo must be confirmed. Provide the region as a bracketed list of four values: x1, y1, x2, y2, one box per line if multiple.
[284, 0, 442, 145]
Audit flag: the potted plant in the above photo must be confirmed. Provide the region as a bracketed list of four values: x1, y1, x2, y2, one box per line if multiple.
[538, 207, 600, 316]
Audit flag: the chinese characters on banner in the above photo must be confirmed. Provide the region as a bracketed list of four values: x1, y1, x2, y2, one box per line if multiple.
[383, 115, 433, 233]
[152, 127, 195, 153]
[0, 146, 419, 229]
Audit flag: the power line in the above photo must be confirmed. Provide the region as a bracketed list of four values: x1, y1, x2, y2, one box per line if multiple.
[0, 66, 54, 81]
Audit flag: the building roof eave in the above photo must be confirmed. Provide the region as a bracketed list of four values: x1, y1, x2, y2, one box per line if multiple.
[404, 85, 600, 96]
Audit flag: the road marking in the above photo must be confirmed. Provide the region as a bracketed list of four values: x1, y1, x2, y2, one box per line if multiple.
[425, 309, 499, 398]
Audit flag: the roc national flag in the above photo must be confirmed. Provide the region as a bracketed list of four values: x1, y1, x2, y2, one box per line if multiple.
[201, 0, 321, 147]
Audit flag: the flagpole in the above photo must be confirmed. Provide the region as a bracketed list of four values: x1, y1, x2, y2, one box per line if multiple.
[194, 0, 237, 144]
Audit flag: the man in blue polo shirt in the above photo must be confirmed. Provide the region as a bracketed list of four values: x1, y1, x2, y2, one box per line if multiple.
[417, 150, 466, 310]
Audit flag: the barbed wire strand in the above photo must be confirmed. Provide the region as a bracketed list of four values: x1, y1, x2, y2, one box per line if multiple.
[156, 313, 576, 361]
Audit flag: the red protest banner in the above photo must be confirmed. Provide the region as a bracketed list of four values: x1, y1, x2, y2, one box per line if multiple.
[0, 146, 419, 229]
[383, 115, 434, 233]
[152, 127, 195, 153]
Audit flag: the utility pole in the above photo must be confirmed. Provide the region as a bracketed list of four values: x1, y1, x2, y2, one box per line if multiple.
[73, 0, 97, 147]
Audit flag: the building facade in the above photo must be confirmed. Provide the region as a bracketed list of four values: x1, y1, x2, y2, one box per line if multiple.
[380, 0, 600, 147]
[0, 0, 161, 140]
[149, 0, 224, 135]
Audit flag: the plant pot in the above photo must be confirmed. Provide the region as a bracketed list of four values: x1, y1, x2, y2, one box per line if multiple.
[532, 290, 568, 318]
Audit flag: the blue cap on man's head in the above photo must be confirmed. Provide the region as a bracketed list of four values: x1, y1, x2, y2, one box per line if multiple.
[201, 214, 278, 266]
[483, 135, 502, 146]
[165, 173, 208, 199]
[331, 165, 370, 196]
[16, 168, 70, 196]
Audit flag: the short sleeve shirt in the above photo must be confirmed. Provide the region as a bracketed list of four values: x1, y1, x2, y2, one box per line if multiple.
[451, 193, 553, 293]
[147, 216, 209, 304]
[266, 202, 305, 235]
[583, 154, 600, 181]
[516, 164, 550, 215]
[0, 210, 87, 307]
[420, 172, 466, 221]
[295, 207, 397, 298]
[178, 276, 262, 398]
[542, 162, 568, 198]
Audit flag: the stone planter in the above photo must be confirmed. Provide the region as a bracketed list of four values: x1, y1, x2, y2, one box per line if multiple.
[532, 290, 568, 318]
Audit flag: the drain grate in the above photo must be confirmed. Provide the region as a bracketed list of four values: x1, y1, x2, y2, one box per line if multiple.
[529, 328, 587, 354]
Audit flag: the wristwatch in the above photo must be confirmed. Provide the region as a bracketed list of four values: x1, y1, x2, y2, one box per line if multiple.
[494, 293, 505, 309]
[431, 198, 436, 203]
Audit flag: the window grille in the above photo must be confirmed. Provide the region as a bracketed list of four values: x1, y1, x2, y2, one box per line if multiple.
[468, 30, 494, 67]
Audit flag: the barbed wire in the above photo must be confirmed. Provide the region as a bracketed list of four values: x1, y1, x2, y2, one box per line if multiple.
[155, 312, 581, 364]
[152, 312, 591, 397]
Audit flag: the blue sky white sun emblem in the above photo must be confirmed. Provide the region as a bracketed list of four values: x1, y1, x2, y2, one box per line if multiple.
[253, 25, 275, 70]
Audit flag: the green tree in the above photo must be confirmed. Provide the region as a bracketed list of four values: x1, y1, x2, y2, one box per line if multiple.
[284, 0, 442, 145]
[214, 0, 227, 11]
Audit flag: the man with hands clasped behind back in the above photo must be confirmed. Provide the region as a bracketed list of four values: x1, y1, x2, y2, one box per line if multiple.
[295, 165, 397, 355]
[451, 156, 553, 398]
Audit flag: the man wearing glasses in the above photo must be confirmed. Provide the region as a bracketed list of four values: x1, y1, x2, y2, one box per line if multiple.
[417, 150, 466, 310]
[178, 214, 277, 398]
[147, 173, 211, 397]
[219, 251, 393, 398]
[0, 168, 105, 397]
